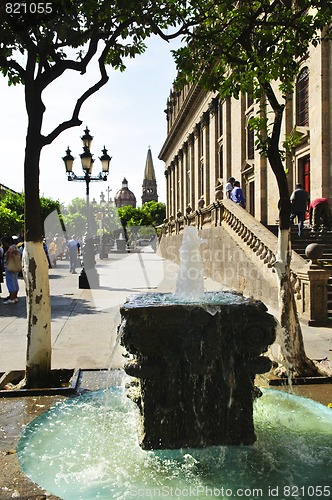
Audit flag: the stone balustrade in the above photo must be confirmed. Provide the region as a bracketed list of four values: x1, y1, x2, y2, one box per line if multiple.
[159, 200, 330, 325]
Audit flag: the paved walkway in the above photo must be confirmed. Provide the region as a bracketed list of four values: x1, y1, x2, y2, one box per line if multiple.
[0, 247, 331, 373]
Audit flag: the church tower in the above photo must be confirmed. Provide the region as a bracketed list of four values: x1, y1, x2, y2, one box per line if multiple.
[142, 148, 158, 204]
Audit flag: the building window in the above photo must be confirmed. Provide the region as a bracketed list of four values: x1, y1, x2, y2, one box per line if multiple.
[218, 101, 223, 137]
[219, 144, 224, 179]
[296, 67, 309, 126]
[247, 124, 255, 160]
[247, 92, 254, 109]
[200, 126, 204, 158]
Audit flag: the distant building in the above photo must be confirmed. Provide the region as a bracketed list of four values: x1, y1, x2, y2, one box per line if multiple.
[0, 183, 19, 198]
[142, 148, 158, 204]
[114, 178, 137, 208]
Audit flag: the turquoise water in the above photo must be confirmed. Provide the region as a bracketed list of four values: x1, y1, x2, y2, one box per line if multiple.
[17, 388, 332, 500]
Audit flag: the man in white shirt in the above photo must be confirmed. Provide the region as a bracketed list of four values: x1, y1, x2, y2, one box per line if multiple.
[225, 177, 235, 199]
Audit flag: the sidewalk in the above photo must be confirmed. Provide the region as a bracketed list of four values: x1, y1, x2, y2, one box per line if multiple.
[0, 247, 331, 373]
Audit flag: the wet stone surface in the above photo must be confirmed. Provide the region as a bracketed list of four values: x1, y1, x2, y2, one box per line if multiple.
[0, 395, 64, 499]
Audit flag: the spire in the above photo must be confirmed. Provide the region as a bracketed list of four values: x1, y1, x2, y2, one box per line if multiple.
[142, 147, 158, 204]
[144, 147, 156, 181]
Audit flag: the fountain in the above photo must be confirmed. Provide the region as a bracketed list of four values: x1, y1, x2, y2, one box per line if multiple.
[16, 226, 332, 498]
[119, 226, 276, 449]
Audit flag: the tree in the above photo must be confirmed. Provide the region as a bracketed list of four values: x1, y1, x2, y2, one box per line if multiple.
[118, 202, 166, 229]
[62, 197, 97, 239]
[0, 205, 23, 236]
[172, 1, 332, 376]
[142, 201, 166, 227]
[0, 192, 62, 236]
[0, 1, 188, 387]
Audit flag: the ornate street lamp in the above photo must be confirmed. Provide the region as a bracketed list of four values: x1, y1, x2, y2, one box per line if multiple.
[62, 127, 112, 289]
[98, 191, 109, 259]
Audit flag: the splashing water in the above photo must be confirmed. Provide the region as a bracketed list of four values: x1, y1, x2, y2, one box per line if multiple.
[175, 226, 205, 302]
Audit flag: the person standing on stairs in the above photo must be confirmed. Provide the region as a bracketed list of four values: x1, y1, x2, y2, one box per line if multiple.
[290, 183, 309, 236]
[309, 198, 330, 232]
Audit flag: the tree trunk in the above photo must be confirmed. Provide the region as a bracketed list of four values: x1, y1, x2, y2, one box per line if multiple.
[23, 241, 52, 387]
[268, 142, 320, 377]
[274, 229, 319, 377]
[23, 104, 52, 388]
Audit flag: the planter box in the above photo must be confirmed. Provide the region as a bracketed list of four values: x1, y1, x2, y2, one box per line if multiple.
[0, 369, 81, 397]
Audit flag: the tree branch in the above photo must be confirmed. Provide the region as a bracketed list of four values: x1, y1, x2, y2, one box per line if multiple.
[41, 40, 111, 146]
[150, 22, 191, 41]
[36, 32, 101, 92]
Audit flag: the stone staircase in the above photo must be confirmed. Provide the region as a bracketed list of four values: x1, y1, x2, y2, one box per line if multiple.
[269, 225, 332, 318]
[160, 202, 331, 324]
[290, 227, 332, 318]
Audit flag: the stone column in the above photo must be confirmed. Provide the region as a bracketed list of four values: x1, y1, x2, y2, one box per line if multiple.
[201, 111, 210, 205]
[209, 98, 219, 202]
[188, 133, 195, 209]
[183, 142, 189, 209]
[194, 123, 201, 208]
[296, 265, 331, 325]
[120, 294, 276, 450]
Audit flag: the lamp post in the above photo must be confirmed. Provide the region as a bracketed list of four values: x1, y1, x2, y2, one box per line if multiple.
[62, 127, 112, 288]
[98, 191, 106, 259]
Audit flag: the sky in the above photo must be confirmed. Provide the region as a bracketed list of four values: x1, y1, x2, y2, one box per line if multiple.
[0, 35, 181, 207]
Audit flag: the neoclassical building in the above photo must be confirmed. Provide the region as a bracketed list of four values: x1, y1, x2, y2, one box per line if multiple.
[159, 39, 331, 225]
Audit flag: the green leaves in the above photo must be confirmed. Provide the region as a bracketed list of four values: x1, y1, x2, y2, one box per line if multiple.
[0, 0, 188, 87]
[118, 202, 166, 228]
[174, 0, 332, 102]
[0, 192, 61, 236]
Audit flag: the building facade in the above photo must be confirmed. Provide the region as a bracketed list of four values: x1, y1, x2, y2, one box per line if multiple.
[159, 40, 332, 227]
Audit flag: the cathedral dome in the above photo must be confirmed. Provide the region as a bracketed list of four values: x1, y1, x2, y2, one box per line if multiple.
[114, 178, 137, 208]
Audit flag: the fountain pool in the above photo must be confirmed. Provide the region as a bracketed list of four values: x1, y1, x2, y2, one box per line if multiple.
[17, 384, 332, 499]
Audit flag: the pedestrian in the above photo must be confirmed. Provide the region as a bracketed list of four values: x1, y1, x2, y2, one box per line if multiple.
[0, 242, 4, 298]
[290, 183, 309, 236]
[309, 198, 330, 231]
[48, 239, 57, 267]
[67, 235, 80, 274]
[1, 236, 21, 304]
[55, 233, 65, 260]
[230, 181, 246, 208]
[225, 177, 235, 199]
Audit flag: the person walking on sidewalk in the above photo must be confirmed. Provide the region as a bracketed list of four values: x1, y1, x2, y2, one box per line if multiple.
[1, 236, 21, 304]
[290, 183, 309, 236]
[0, 243, 4, 299]
[67, 235, 80, 274]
